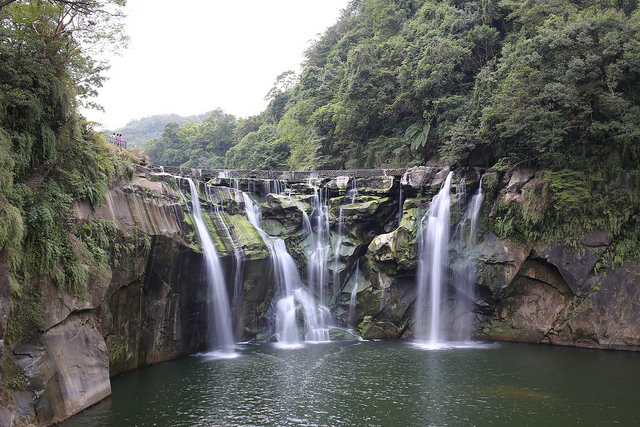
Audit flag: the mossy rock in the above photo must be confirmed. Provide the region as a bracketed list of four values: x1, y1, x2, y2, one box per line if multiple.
[328, 328, 360, 341]
[357, 316, 400, 339]
[226, 214, 269, 260]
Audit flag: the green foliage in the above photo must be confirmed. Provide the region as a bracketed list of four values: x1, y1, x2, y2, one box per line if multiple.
[0, 200, 23, 266]
[5, 281, 44, 345]
[490, 168, 640, 262]
[0, 0, 150, 344]
[479, 5, 640, 170]
[1, 357, 27, 394]
[225, 124, 290, 170]
[404, 122, 431, 151]
[142, 109, 241, 168]
[133, 0, 639, 176]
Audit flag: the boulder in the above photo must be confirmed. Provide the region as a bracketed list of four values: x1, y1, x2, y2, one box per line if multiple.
[401, 166, 438, 189]
[326, 176, 351, 192]
[500, 168, 537, 204]
[476, 233, 531, 295]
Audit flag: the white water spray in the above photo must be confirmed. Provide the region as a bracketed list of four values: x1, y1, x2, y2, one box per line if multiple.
[242, 192, 330, 346]
[184, 179, 235, 354]
[415, 173, 453, 346]
[348, 260, 360, 329]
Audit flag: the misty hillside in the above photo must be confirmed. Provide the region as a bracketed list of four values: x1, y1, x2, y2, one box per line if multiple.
[109, 112, 211, 147]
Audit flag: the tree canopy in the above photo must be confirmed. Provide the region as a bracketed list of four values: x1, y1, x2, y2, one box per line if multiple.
[141, 0, 640, 174]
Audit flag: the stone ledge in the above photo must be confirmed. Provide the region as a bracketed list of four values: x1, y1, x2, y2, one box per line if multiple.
[146, 165, 408, 181]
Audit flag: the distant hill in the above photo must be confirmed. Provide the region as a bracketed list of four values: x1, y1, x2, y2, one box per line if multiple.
[108, 112, 211, 147]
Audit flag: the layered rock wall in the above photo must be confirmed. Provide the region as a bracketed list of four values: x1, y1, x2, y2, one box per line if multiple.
[1, 165, 639, 426]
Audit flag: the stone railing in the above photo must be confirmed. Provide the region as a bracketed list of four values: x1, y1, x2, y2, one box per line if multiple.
[147, 165, 408, 182]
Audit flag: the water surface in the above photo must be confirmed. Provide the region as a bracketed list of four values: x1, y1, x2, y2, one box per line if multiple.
[63, 341, 640, 426]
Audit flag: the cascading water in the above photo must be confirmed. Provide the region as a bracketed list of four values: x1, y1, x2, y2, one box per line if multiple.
[449, 178, 483, 340]
[415, 172, 453, 347]
[347, 178, 358, 204]
[183, 178, 235, 355]
[205, 185, 245, 326]
[397, 188, 404, 226]
[263, 179, 286, 196]
[348, 260, 360, 329]
[306, 183, 331, 307]
[242, 192, 330, 346]
[332, 207, 345, 297]
[469, 178, 483, 246]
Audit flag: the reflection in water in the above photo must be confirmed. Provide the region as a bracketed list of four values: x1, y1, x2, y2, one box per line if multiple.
[63, 341, 640, 426]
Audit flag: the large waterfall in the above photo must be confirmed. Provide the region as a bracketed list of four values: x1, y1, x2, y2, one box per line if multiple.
[183, 178, 235, 356]
[179, 170, 482, 350]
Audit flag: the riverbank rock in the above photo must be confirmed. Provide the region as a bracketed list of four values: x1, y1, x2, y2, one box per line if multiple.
[478, 228, 640, 350]
[11, 315, 110, 425]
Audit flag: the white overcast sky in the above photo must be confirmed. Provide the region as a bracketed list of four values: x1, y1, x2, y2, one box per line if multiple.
[83, 0, 347, 129]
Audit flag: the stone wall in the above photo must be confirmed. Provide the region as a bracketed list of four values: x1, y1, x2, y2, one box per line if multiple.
[147, 165, 408, 181]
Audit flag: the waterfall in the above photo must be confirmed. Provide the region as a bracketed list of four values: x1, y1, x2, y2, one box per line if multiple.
[205, 185, 245, 329]
[469, 178, 483, 246]
[397, 187, 404, 226]
[307, 185, 331, 307]
[346, 178, 358, 204]
[348, 260, 360, 329]
[332, 208, 345, 297]
[415, 172, 453, 347]
[450, 178, 483, 340]
[263, 179, 286, 196]
[242, 192, 330, 346]
[183, 178, 235, 355]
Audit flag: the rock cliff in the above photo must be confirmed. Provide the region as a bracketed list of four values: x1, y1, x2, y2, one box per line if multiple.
[1, 165, 638, 425]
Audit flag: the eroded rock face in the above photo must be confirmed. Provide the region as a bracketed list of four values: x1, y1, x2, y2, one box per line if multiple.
[12, 315, 110, 426]
[476, 233, 531, 295]
[476, 229, 640, 350]
[556, 261, 640, 349]
[3, 170, 221, 424]
[480, 259, 574, 343]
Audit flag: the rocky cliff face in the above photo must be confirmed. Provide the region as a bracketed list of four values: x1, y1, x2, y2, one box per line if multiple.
[1, 165, 638, 425]
[473, 170, 640, 350]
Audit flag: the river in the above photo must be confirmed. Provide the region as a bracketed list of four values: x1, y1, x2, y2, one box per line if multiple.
[63, 340, 639, 426]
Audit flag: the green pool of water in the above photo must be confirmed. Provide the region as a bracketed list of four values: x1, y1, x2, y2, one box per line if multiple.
[63, 340, 640, 426]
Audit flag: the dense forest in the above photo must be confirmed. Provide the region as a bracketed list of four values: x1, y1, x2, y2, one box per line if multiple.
[144, 0, 640, 174]
[0, 0, 145, 347]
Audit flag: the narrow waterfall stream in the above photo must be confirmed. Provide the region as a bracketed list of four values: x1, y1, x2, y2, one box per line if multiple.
[205, 184, 246, 335]
[183, 178, 236, 356]
[307, 183, 331, 308]
[415, 172, 454, 347]
[348, 260, 360, 329]
[450, 177, 484, 340]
